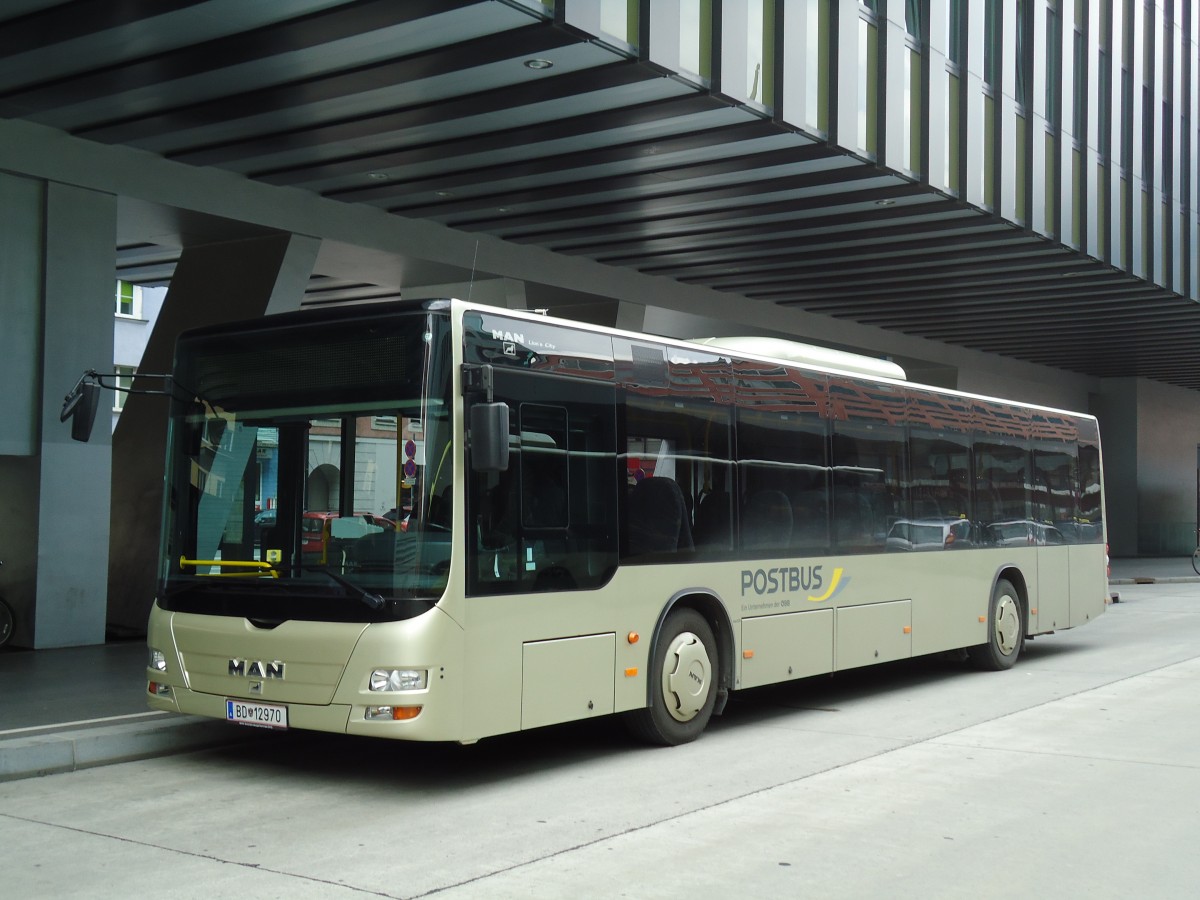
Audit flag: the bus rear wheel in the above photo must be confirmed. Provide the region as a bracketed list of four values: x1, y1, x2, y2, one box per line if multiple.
[626, 608, 717, 746]
[967, 578, 1023, 671]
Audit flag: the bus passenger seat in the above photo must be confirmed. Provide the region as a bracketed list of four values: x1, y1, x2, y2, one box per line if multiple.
[693, 490, 732, 550]
[743, 490, 793, 549]
[629, 477, 693, 554]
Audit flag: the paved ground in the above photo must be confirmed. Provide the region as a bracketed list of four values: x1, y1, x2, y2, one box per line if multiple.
[1, 574, 1197, 898]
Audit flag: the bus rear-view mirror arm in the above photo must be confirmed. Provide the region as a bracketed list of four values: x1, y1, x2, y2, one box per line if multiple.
[60, 370, 194, 443]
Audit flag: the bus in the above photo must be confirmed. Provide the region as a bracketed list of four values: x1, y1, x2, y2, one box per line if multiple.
[144, 298, 1107, 745]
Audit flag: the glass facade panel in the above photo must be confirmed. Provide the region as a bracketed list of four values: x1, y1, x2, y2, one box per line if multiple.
[678, 0, 712, 81]
[805, 0, 830, 133]
[860, 15, 879, 157]
[599, 0, 638, 47]
[948, 73, 960, 194]
[1046, 130, 1058, 232]
[948, 0, 963, 65]
[908, 46, 922, 175]
[984, 94, 996, 208]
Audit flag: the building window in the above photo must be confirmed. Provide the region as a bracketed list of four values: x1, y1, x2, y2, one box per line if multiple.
[113, 365, 135, 413]
[115, 281, 142, 319]
[802, 0, 830, 135]
[902, 0, 925, 176]
[984, 0, 1000, 90]
[859, 3, 879, 158]
[947, 0, 963, 67]
[1046, 5, 1059, 125]
[1072, 1, 1086, 141]
[1015, 0, 1028, 109]
[904, 0, 921, 38]
[678, 0, 712, 82]
[599, 0, 638, 48]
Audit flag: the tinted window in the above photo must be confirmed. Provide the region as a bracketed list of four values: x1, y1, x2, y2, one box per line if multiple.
[735, 363, 828, 556]
[830, 378, 907, 553]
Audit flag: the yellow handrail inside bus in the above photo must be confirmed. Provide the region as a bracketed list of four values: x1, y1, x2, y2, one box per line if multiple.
[179, 557, 280, 578]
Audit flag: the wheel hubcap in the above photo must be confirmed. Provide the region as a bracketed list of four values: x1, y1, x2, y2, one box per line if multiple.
[994, 593, 1020, 655]
[662, 631, 712, 722]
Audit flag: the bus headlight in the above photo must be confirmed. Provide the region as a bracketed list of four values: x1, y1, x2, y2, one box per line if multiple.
[149, 648, 168, 672]
[370, 669, 427, 692]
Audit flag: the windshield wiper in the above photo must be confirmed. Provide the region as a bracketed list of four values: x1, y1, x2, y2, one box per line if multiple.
[303, 566, 387, 610]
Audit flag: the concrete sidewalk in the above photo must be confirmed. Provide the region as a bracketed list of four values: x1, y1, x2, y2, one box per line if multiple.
[0, 640, 265, 782]
[1, 557, 1194, 782]
[1108, 556, 1200, 584]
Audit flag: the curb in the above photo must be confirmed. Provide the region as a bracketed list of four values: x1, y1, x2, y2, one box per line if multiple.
[1109, 577, 1200, 585]
[0, 715, 266, 782]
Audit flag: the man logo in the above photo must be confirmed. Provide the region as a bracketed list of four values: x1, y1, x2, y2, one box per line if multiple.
[228, 659, 285, 679]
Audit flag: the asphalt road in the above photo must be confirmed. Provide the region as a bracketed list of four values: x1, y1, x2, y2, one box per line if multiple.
[3, 582, 1198, 899]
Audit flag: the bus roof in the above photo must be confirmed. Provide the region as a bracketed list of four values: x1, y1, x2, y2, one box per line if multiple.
[689, 336, 907, 381]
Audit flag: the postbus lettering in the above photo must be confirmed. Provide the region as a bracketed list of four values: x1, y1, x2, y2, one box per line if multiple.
[740, 565, 823, 596]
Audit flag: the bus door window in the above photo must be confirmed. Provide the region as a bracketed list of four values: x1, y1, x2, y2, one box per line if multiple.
[466, 373, 617, 595]
[303, 417, 343, 564]
[184, 414, 271, 572]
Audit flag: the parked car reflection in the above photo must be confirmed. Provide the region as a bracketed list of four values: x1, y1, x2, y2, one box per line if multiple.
[986, 520, 1065, 546]
[886, 517, 975, 551]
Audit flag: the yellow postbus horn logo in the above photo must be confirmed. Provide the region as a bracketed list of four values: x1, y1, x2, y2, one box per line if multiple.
[808, 567, 849, 603]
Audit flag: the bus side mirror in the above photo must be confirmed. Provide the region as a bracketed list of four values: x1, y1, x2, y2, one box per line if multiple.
[61, 379, 102, 443]
[469, 402, 510, 472]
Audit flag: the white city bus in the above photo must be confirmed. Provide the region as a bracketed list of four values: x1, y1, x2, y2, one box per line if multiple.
[145, 299, 1107, 745]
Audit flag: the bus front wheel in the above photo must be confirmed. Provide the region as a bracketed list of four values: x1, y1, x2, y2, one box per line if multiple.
[967, 578, 1023, 671]
[626, 608, 717, 746]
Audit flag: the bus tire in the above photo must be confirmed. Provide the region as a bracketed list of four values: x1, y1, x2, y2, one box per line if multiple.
[626, 608, 717, 746]
[967, 578, 1023, 671]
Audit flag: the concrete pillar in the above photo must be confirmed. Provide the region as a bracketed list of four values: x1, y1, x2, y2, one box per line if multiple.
[1092, 379, 1139, 557]
[106, 233, 320, 635]
[0, 175, 116, 647]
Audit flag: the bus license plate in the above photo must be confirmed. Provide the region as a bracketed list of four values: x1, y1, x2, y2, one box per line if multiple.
[226, 699, 288, 730]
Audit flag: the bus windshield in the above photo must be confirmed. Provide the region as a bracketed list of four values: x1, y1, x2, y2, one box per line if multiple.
[157, 306, 455, 623]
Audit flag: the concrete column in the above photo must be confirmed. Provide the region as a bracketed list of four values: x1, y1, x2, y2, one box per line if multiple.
[1091, 379, 1139, 557]
[0, 178, 117, 648]
[106, 233, 320, 635]
[0, 173, 45, 647]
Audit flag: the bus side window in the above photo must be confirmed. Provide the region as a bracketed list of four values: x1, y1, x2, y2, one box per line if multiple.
[621, 395, 731, 562]
[832, 427, 906, 553]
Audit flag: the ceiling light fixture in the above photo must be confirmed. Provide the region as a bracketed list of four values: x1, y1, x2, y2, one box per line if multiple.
[524, 58, 554, 70]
